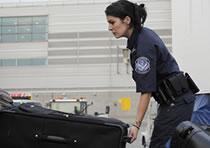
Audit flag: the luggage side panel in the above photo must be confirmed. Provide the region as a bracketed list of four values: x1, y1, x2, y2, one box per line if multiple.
[37, 118, 126, 148]
[0, 112, 14, 146]
[0, 112, 44, 148]
[1, 103, 128, 148]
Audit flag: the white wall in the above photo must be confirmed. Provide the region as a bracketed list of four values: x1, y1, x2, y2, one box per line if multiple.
[172, 0, 210, 92]
[0, 0, 172, 91]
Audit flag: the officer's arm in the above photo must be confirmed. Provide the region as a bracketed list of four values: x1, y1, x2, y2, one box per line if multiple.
[134, 92, 152, 127]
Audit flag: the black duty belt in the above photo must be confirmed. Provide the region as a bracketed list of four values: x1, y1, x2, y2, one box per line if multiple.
[153, 72, 199, 105]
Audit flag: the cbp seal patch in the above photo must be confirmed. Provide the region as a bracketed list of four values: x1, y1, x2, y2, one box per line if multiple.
[135, 57, 150, 74]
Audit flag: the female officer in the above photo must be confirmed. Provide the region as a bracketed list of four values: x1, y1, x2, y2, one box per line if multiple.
[105, 0, 196, 147]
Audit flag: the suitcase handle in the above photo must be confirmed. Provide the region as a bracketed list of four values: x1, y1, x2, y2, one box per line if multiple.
[123, 136, 132, 143]
[34, 133, 78, 144]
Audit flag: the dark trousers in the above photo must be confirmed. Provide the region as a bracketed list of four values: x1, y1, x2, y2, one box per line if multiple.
[149, 92, 195, 148]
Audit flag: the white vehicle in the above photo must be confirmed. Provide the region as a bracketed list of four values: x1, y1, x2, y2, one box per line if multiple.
[48, 99, 88, 115]
[13, 99, 42, 107]
[10, 92, 42, 106]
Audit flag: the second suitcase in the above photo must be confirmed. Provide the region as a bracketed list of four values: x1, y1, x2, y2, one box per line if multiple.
[0, 103, 129, 148]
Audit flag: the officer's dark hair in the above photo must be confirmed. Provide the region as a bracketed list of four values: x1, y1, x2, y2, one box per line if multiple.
[105, 0, 147, 31]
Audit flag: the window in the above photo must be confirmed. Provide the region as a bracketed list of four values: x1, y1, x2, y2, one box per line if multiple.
[0, 59, 16, 66]
[17, 25, 32, 33]
[0, 16, 48, 43]
[17, 58, 47, 66]
[0, 58, 47, 67]
[18, 17, 32, 25]
[1, 34, 16, 42]
[2, 17, 17, 26]
[17, 34, 31, 42]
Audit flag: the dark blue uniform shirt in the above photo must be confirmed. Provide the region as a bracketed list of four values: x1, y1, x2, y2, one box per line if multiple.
[127, 27, 180, 93]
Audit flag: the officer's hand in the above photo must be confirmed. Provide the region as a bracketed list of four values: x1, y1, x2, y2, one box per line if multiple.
[128, 126, 139, 143]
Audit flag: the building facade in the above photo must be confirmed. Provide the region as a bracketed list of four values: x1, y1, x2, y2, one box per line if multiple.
[0, 0, 171, 122]
[0, 1, 173, 147]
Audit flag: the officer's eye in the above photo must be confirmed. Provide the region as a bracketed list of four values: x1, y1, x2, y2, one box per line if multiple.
[108, 20, 115, 25]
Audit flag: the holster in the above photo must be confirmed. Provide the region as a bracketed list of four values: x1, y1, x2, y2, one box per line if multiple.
[153, 72, 199, 105]
[185, 73, 200, 94]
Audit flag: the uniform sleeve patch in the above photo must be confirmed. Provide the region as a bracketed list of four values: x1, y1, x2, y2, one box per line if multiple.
[135, 57, 151, 74]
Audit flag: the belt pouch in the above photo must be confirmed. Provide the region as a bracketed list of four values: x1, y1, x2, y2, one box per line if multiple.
[153, 82, 171, 105]
[166, 73, 189, 97]
[185, 73, 200, 94]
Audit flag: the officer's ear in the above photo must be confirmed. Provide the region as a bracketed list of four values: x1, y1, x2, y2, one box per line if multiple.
[123, 16, 131, 25]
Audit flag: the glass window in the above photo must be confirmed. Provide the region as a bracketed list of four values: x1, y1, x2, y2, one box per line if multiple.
[2, 17, 17, 26]
[2, 26, 17, 34]
[0, 16, 48, 43]
[1, 34, 16, 42]
[32, 33, 47, 41]
[0, 26, 1, 42]
[18, 17, 32, 25]
[31, 58, 47, 65]
[17, 58, 47, 66]
[2, 59, 16, 66]
[32, 25, 48, 33]
[17, 25, 32, 33]
[33, 16, 48, 25]
[0, 18, 1, 34]
[17, 59, 31, 66]
[17, 34, 31, 42]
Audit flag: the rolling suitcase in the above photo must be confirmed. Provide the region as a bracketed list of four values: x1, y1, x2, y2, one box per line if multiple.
[0, 102, 129, 148]
[172, 121, 210, 148]
[0, 89, 13, 110]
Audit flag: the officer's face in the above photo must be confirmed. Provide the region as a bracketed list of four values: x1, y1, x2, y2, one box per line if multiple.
[106, 16, 131, 38]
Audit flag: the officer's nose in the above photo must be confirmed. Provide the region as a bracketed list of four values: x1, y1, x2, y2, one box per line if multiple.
[108, 24, 112, 31]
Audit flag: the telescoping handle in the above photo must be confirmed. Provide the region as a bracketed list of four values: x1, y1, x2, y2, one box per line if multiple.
[123, 136, 132, 143]
[34, 133, 79, 144]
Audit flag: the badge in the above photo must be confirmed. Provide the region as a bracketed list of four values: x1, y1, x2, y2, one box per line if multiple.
[135, 57, 150, 74]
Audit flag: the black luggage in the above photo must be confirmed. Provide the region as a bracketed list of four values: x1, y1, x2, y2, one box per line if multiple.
[0, 89, 13, 110]
[172, 121, 210, 148]
[0, 102, 129, 148]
